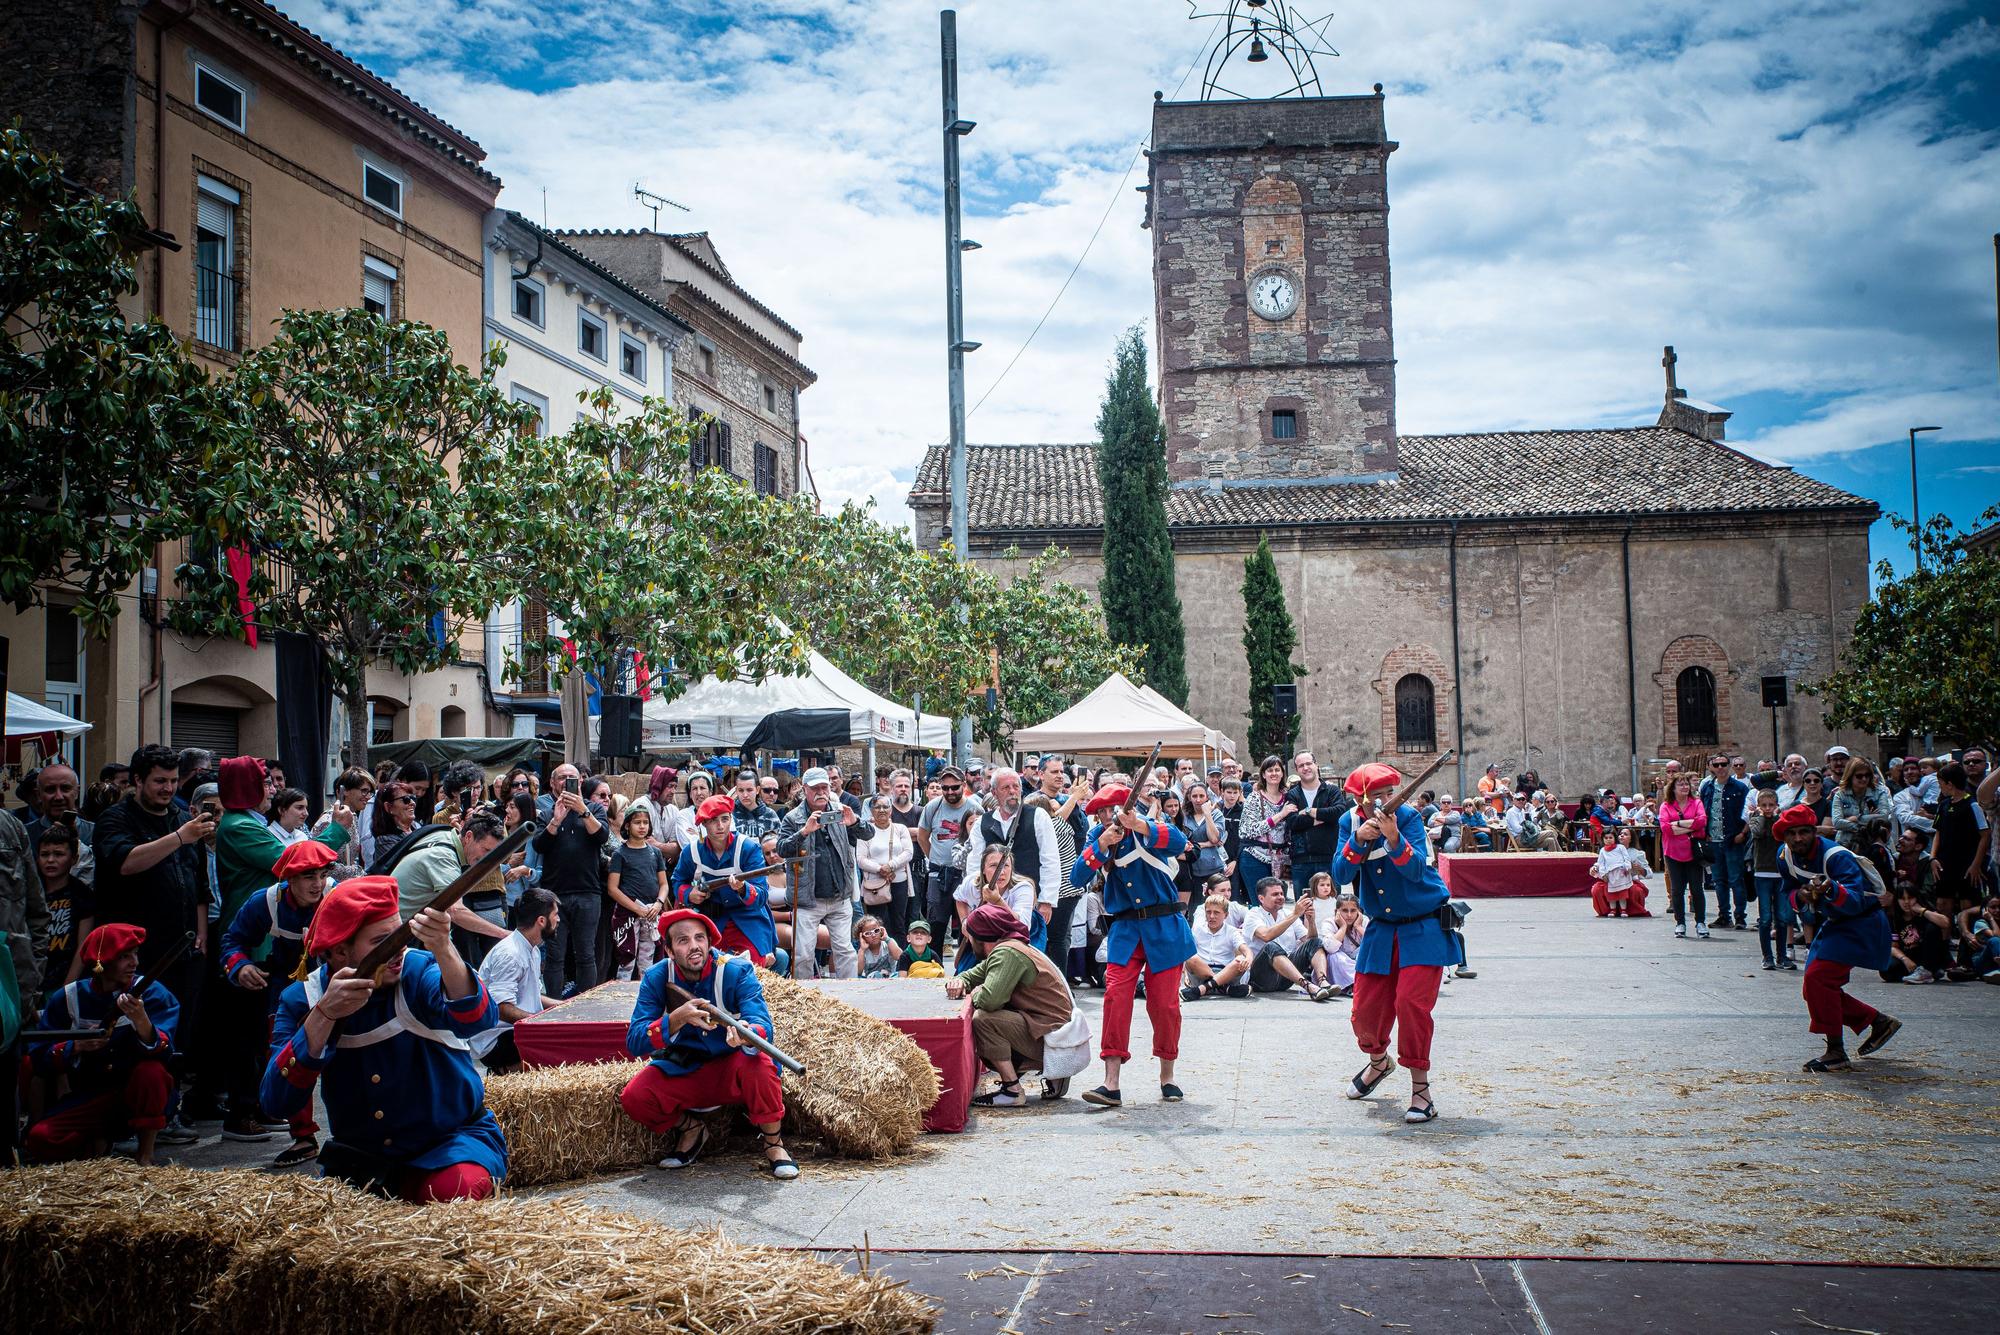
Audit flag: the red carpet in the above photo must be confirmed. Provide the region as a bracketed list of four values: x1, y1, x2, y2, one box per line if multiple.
[1438, 851, 1596, 898]
[513, 978, 975, 1134]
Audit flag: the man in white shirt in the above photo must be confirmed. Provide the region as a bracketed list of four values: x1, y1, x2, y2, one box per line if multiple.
[1775, 754, 1809, 808]
[962, 768, 1063, 934]
[474, 887, 560, 1073]
[1242, 877, 1325, 998]
[1181, 895, 1252, 1000]
[1505, 791, 1558, 850]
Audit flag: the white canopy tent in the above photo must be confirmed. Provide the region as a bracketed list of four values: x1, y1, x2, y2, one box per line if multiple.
[1012, 672, 1236, 762]
[5, 692, 92, 737]
[633, 646, 954, 753]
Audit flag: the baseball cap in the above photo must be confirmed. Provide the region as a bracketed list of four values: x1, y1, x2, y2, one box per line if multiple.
[937, 766, 964, 783]
[801, 767, 831, 787]
[967, 759, 987, 773]
[1824, 745, 1851, 759]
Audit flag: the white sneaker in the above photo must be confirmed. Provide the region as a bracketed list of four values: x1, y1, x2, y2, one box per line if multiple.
[1674, 924, 1687, 938]
[1695, 923, 1710, 939]
[1903, 973, 1931, 984]
[156, 1118, 200, 1146]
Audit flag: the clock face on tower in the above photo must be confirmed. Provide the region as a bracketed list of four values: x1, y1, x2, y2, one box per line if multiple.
[1249, 267, 1300, 321]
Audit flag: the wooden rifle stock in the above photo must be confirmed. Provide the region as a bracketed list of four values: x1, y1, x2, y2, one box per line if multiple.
[659, 978, 807, 1076]
[353, 822, 535, 978]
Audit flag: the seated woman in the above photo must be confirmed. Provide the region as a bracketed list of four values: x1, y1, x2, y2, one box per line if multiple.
[1883, 888, 1953, 984]
[1590, 827, 1652, 918]
[956, 844, 1040, 968]
[1312, 889, 1366, 997]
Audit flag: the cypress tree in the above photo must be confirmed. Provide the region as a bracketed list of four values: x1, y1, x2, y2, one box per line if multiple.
[1241, 533, 1303, 759]
[1095, 324, 1189, 706]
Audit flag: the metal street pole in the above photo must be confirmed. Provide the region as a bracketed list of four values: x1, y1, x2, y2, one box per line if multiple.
[1908, 425, 1941, 571]
[941, 9, 977, 768]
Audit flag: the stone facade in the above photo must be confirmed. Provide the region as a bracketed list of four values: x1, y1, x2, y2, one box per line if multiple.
[1148, 94, 1397, 483]
[556, 230, 815, 499]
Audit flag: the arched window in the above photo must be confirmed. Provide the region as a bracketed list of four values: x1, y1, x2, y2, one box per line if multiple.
[1394, 674, 1436, 752]
[1676, 666, 1718, 746]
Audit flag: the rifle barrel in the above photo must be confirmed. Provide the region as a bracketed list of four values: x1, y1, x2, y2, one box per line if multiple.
[661, 980, 807, 1076]
[354, 823, 535, 977]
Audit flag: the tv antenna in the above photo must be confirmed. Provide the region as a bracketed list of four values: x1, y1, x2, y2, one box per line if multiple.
[634, 184, 689, 230]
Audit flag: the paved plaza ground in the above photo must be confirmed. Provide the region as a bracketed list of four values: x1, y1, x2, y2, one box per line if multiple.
[173, 893, 2000, 1270]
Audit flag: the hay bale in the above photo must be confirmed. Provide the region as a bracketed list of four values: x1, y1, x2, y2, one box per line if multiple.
[214, 1196, 934, 1334]
[759, 970, 941, 1158]
[487, 973, 940, 1177]
[0, 1162, 399, 1335]
[483, 1059, 668, 1187]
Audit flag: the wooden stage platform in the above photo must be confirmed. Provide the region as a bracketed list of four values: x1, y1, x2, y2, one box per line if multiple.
[1437, 850, 1595, 897]
[513, 977, 976, 1133]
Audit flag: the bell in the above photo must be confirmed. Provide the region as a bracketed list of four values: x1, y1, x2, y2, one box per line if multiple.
[1247, 36, 1268, 62]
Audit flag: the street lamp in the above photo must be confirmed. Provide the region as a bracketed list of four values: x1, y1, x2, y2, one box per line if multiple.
[1908, 425, 1941, 570]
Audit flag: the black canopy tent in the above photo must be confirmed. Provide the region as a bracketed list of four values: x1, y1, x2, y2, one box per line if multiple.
[738, 708, 856, 757]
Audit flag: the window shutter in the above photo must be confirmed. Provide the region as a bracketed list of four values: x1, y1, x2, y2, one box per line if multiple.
[717, 423, 733, 473]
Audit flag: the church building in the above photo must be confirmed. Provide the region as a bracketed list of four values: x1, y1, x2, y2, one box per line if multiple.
[910, 92, 1878, 794]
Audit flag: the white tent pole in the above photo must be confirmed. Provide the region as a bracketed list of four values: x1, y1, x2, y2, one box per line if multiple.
[867, 736, 877, 792]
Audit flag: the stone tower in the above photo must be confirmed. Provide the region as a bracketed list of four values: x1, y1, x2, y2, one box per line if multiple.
[1146, 92, 1398, 483]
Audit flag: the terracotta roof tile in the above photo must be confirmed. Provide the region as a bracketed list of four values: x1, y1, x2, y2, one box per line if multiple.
[908, 429, 1876, 532]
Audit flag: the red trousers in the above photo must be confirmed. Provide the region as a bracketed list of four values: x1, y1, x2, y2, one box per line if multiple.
[397, 1163, 495, 1203]
[619, 1051, 785, 1131]
[1803, 959, 1879, 1038]
[24, 1062, 174, 1161]
[1351, 941, 1443, 1072]
[1100, 943, 1181, 1063]
[716, 924, 770, 967]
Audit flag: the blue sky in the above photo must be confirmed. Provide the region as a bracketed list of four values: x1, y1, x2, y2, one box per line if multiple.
[292, 1, 2000, 570]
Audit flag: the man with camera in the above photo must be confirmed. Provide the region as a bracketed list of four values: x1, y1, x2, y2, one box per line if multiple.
[776, 768, 867, 978]
[534, 767, 608, 996]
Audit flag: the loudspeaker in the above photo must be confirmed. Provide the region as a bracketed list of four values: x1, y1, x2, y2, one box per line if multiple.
[599, 693, 643, 757]
[1271, 683, 1298, 717]
[1760, 675, 1789, 709]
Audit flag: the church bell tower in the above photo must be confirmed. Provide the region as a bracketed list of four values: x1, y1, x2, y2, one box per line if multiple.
[1146, 44, 1398, 484]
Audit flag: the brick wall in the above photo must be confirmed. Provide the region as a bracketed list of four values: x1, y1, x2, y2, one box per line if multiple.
[1148, 94, 1397, 484]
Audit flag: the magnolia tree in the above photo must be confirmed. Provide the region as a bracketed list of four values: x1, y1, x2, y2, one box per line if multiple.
[488, 389, 813, 703]
[173, 309, 532, 763]
[0, 125, 245, 629]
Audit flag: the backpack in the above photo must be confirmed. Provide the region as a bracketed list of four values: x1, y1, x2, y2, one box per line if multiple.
[367, 823, 454, 878]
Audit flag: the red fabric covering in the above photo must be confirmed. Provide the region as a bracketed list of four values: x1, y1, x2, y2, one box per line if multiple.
[1344, 762, 1402, 798]
[1589, 879, 1654, 917]
[656, 908, 718, 940]
[397, 1163, 494, 1203]
[218, 755, 266, 811]
[272, 838, 338, 880]
[1803, 959, 1879, 1038]
[80, 922, 145, 964]
[225, 545, 258, 648]
[1100, 945, 1181, 1063]
[1437, 852, 1596, 898]
[24, 1063, 174, 1160]
[305, 877, 401, 957]
[1351, 939, 1443, 1072]
[1085, 786, 1131, 816]
[619, 1050, 786, 1130]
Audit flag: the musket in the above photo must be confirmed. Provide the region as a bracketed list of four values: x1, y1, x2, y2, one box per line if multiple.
[686, 855, 804, 894]
[353, 822, 535, 980]
[1368, 749, 1458, 824]
[1123, 741, 1166, 819]
[659, 977, 807, 1076]
[23, 929, 196, 1042]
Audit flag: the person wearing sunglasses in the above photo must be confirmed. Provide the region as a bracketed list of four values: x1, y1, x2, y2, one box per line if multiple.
[916, 767, 983, 944]
[1697, 753, 1752, 931]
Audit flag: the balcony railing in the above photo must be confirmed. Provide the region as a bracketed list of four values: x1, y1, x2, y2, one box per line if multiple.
[195, 264, 238, 351]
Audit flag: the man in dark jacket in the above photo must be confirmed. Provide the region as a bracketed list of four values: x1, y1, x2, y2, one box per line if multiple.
[1698, 752, 1752, 931]
[533, 771, 608, 996]
[1283, 751, 1352, 896]
[776, 767, 866, 979]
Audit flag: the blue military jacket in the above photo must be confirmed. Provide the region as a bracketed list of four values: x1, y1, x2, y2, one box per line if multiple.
[1776, 837, 1891, 970]
[262, 949, 507, 1180]
[1332, 804, 1464, 973]
[626, 948, 777, 1076]
[1071, 818, 1196, 971]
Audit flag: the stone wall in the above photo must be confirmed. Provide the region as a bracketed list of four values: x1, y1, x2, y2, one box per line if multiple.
[1148, 95, 1396, 483]
[958, 516, 1875, 793]
[0, 0, 141, 195]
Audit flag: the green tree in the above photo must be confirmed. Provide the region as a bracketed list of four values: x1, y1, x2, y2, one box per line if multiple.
[972, 546, 1138, 751]
[1805, 512, 2000, 745]
[0, 123, 245, 629]
[1094, 324, 1187, 704]
[1241, 533, 1303, 760]
[172, 308, 531, 765]
[492, 391, 813, 737]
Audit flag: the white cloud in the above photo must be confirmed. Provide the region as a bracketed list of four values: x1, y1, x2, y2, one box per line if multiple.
[289, 1, 2000, 526]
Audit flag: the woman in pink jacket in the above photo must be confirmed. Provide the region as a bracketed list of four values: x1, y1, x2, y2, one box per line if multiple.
[1658, 776, 1709, 938]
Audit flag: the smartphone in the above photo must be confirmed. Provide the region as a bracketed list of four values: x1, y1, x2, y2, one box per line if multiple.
[459, 790, 473, 815]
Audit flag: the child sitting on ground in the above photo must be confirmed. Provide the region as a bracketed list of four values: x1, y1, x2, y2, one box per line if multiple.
[897, 920, 947, 978]
[1312, 887, 1365, 997]
[856, 914, 900, 979]
[1182, 894, 1252, 1000]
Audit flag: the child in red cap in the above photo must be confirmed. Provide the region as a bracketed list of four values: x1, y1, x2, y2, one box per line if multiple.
[25, 923, 178, 1164]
